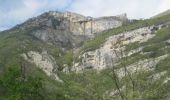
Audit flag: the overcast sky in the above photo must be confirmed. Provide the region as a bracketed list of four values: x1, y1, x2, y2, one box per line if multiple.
[0, 0, 170, 31]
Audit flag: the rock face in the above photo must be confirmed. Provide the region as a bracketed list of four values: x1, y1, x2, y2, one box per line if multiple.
[72, 27, 153, 72]
[22, 50, 62, 82]
[16, 11, 127, 48]
[70, 13, 126, 37]
[72, 23, 170, 72]
[117, 54, 168, 78]
[13, 11, 127, 81]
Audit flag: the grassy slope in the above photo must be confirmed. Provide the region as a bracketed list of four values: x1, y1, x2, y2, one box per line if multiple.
[0, 14, 170, 99]
[152, 9, 170, 18]
[55, 15, 170, 99]
[62, 15, 170, 99]
[81, 14, 170, 53]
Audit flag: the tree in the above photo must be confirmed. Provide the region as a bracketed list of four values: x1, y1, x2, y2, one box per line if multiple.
[0, 66, 44, 100]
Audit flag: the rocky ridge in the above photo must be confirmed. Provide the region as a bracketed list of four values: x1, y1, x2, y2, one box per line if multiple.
[71, 22, 170, 72]
[15, 11, 127, 48]
[1, 10, 170, 99]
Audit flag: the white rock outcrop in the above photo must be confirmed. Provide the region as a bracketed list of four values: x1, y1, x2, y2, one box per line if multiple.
[52, 12, 127, 37]
[116, 55, 168, 78]
[163, 77, 170, 84]
[22, 50, 62, 82]
[72, 22, 170, 72]
[72, 27, 155, 72]
[149, 71, 167, 81]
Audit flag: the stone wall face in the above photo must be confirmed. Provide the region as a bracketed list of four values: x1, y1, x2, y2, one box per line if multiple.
[49, 11, 127, 37]
[69, 14, 126, 37]
[71, 23, 170, 72]
[70, 17, 123, 37]
[18, 11, 127, 48]
[22, 51, 62, 82]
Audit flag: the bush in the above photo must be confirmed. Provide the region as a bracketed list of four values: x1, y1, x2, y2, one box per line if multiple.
[0, 67, 44, 100]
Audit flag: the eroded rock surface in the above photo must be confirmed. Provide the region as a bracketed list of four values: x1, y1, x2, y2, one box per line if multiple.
[71, 22, 170, 72]
[22, 50, 62, 82]
[72, 27, 154, 71]
[16, 11, 127, 48]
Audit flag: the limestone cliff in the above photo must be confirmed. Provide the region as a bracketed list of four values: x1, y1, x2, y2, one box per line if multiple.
[15, 11, 127, 48]
[71, 22, 170, 72]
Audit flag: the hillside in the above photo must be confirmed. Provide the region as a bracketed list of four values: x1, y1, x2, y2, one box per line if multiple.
[152, 9, 170, 18]
[0, 11, 170, 100]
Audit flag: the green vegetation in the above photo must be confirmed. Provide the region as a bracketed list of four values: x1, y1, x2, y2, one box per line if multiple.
[122, 26, 170, 59]
[81, 14, 170, 53]
[1, 13, 170, 100]
[58, 70, 117, 100]
[0, 67, 43, 100]
[156, 55, 170, 72]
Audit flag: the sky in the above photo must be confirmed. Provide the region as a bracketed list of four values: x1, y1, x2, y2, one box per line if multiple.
[0, 0, 170, 31]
